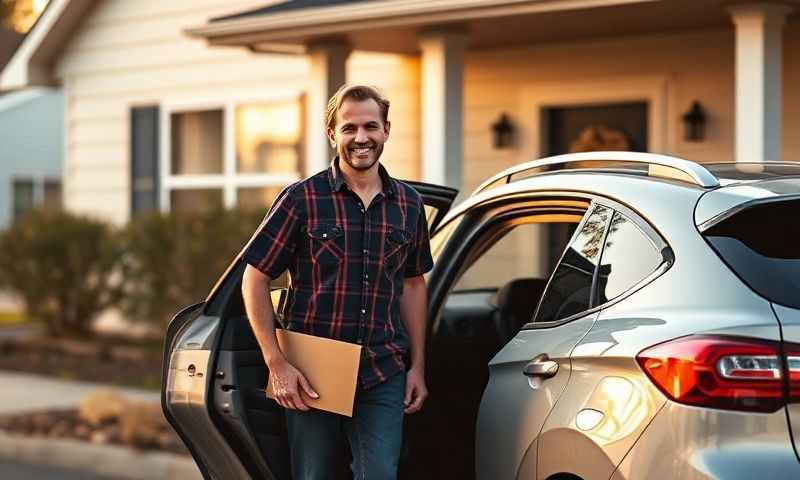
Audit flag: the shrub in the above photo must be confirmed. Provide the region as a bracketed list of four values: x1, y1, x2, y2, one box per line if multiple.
[118, 206, 265, 326]
[0, 209, 120, 337]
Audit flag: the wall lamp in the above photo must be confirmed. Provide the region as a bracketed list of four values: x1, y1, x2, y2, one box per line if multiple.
[682, 101, 707, 142]
[492, 113, 514, 149]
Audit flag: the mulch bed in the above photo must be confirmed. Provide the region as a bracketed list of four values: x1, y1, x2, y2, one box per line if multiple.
[0, 335, 163, 390]
[0, 408, 189, 456]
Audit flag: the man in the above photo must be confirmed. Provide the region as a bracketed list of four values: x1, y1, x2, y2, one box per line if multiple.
[241, 84, 432, 480]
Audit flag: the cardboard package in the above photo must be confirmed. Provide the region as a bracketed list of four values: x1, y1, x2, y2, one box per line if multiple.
[266, 329, 362, 417]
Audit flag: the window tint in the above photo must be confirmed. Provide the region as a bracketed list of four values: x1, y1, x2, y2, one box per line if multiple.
[596, 212, 662, 303]
[535, 205, 611, 323]
[703, 199, 800, 308]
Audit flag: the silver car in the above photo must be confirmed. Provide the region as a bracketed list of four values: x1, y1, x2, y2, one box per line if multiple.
[162, 152, 800, 479]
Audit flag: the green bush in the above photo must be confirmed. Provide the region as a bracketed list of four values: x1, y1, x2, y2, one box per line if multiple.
[0, 209, 121, 337]
[118, 206, 265, 326]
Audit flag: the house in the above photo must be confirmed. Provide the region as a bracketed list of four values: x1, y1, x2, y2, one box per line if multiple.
[0, 0, 797, 221]
[0, 0, 796, 331]
[0, 23, 62, 230]
[0, 87, 63, 229]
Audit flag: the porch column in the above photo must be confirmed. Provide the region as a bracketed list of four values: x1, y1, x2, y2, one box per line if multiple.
[729, 3, 793, 162]
[306, 42, 351, 174]
[419, 31, 468, 189]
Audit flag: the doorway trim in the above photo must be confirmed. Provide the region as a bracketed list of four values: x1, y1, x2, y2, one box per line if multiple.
[518, 75, 673, 162]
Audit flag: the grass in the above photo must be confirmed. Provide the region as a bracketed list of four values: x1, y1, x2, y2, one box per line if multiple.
[0, 311, 26, 326]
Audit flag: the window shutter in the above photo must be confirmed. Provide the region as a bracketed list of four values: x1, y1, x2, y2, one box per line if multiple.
[130, 106, 160, 214]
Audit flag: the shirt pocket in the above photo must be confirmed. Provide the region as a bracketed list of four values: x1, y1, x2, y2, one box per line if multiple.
[307, 223, 345, 266]
[384, 227, 411, 276]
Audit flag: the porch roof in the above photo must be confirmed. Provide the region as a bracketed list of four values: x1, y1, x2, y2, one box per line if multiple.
[185, 0, 750, 55]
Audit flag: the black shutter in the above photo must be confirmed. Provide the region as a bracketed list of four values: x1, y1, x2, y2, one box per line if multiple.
[130, 106, 160, 214]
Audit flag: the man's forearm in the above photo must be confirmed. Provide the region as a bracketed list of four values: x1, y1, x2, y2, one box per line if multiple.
[400, 276, 427, 370]
[242, 265, 285, 367]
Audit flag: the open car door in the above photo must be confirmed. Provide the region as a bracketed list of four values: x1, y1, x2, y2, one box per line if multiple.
[162, 181, 457, 480]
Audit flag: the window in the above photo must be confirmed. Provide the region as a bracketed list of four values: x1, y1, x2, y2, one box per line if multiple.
[163, 96, 304, 213]
[12, 177, 62, 222]
[171, 189, 223, 213]
[171, 110, 224, 175]
[703, 198, 800, 308]
[236, 187, 286, 211]
[534, 205, 611, 323]
[12, 179, 34, 221]
[596, 212, 662, 303]
[235, 99, 303, 175]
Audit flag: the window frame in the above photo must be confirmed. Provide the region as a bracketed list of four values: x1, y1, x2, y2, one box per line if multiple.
[11, 175, 62, 221]
[159, 93, 305, 212]
[527, 197, 672, 330]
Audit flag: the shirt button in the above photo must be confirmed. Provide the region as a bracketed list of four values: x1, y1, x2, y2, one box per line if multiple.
[363, 249, 368, 255]
[360, 309, 366, 314]
[364, 274, 369, 279]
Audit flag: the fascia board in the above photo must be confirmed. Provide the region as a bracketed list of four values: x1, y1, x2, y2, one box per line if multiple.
[0, 0, 90, 90]
[185, 0, 658, 42]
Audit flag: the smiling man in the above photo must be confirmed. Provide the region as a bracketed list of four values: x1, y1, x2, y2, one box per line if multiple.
[241, 84, 432, 480]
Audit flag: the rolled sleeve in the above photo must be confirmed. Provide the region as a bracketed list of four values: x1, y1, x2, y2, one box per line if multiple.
[404, 207, 434, 278]
[243, 186, 301, 279]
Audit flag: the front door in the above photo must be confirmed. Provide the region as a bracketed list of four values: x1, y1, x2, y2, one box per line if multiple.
[475, 204, 614, 479]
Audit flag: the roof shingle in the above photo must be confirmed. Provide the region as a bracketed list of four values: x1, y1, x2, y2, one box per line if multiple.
[211, 0, 377, 22]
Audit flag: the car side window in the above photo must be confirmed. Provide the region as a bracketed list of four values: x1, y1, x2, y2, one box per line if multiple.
[595, 211, 662, 304]
[534, 205, 611, 323]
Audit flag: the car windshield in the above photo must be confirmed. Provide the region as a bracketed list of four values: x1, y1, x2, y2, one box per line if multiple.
[703, 198, 800, 308]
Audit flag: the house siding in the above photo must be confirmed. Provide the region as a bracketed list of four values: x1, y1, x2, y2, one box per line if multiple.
[55, 0, 421, 225]
[461, 25, 800, 194]
[0, 90, 63, 229]
[55, 0, 799, 222]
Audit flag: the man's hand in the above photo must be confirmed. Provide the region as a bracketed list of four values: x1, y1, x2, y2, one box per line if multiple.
[268, 357, 319, 411]
[404, 367, 427, 414]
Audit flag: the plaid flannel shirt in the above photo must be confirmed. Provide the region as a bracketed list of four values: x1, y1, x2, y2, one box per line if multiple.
[244, 158, 433, 389]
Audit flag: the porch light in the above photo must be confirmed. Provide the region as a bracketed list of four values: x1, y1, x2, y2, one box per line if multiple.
[682, 101, 706, 142]
[491, 113, 514, 149]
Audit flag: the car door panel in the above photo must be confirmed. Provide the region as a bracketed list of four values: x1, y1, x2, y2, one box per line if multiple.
[163, 304, 254, 480]
[475, 313, 597, 480]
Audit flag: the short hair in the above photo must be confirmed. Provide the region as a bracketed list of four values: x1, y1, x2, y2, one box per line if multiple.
[325, 84, 390, 131]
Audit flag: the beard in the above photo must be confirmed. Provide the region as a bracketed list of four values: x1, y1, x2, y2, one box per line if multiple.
[339, 142, 384, 171]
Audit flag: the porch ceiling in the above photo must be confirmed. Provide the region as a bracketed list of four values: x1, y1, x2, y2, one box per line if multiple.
[186, 0, 799, 55]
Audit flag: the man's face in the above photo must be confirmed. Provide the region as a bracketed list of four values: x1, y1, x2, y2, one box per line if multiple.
[327, 97, 390, 172]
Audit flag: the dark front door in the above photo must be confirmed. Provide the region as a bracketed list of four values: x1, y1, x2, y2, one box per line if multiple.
[545, 101, 648, 156]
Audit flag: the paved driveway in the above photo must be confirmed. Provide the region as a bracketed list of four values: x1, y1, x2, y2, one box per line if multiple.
[0, 460, 118, 479]
[0, 370, 159, 415]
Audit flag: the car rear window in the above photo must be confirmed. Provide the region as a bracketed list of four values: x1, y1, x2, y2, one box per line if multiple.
[703, 198, 800, 308]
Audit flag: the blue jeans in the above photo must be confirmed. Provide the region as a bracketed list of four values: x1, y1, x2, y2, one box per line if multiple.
[285, 372, 406, 480]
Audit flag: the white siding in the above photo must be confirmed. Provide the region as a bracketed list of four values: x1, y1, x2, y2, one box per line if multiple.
[56, 0, 421, 225]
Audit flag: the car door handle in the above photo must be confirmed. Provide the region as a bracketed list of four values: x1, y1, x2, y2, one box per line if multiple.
[523, 359, 559, 378]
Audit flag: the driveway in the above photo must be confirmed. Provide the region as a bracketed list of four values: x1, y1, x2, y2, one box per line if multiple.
[0, 370, 159, 415]
[0, 460, 118, 479]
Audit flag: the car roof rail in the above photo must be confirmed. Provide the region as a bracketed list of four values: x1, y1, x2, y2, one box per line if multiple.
[472, 151, 720, 195]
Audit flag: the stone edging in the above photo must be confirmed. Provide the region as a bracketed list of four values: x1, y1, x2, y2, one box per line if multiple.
[0, 431, 202, 479]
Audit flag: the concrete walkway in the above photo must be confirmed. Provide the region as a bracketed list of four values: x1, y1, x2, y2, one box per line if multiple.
[0, 370, 159, 415]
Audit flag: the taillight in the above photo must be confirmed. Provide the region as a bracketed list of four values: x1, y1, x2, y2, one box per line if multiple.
[636, 335, 786, 412]
[784, 347, 800, 403]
